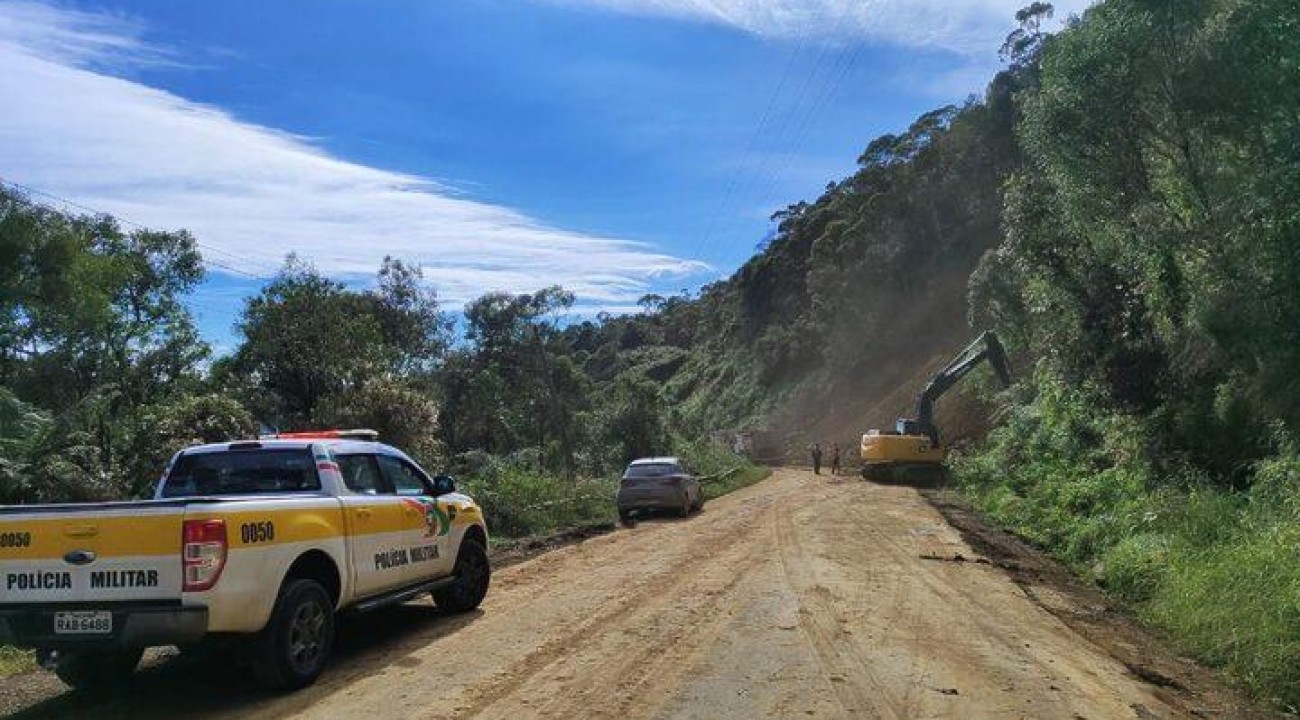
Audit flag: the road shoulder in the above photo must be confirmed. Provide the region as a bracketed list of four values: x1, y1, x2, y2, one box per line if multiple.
[922, 489, 1283, 720]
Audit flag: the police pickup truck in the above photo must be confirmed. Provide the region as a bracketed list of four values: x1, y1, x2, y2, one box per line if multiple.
[0, 430, 490, 691]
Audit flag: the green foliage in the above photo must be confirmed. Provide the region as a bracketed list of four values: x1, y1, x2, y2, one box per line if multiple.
[974, 0, 1300, 479]
[0, 646, 33, 678]
[118, 393, 259, 497]
[0, 186, 212, 501]
[438, 287, 588, 475]
[458, 458, 617, 538]
[601, 373, 669, 466]
[959, 6, 1300, 703]
[956, 378, 1300, 708]
[229, 257, 403, 425]
[315, 377, 443, 468]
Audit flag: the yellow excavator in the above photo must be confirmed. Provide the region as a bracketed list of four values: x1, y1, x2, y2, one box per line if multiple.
[860, 331, 1011, 485]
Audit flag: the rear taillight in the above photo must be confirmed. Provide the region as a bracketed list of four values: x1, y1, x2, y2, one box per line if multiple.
[182, 519, 227, 592]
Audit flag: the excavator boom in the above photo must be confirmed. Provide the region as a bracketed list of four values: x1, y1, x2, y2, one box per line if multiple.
[902, 331, 1011, 444]
[862, 331, 1011, 485]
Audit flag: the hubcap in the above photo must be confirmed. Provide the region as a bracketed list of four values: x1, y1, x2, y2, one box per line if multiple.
[288, 600, 327, 671]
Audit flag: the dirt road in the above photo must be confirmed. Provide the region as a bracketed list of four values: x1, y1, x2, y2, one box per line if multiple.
[7, 469, 1262, 719]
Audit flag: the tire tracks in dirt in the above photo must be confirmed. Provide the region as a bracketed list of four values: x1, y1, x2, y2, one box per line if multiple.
[772, 494, 904, 719]
[0, 469, 1274, 720]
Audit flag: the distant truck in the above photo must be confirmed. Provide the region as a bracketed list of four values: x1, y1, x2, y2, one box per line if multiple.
[0, 430, 490, 691]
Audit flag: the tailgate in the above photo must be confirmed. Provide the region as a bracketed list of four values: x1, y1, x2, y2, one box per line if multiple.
[0, 505, 184, 604]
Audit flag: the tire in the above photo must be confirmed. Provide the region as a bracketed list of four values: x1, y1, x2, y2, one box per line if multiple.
[52, 647, 143, 690]
[618, 509, 635, 526]
[250, 578, 335, 691]
[433, 538, 491, 613]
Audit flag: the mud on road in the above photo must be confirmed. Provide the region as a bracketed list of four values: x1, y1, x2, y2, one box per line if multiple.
[3, 469, 1270, 719]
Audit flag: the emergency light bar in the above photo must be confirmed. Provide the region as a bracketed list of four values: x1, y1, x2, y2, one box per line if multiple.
[272, 429, 380, 441]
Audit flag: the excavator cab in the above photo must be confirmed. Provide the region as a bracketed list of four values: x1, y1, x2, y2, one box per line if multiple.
[860, 332, 1011, 486]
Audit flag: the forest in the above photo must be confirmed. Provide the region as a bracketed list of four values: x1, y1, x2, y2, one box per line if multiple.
[1, 0, 1298, 706]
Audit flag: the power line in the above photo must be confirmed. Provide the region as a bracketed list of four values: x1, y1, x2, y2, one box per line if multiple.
[695, 29, 845, 264]
[700, 28, 870, 268]
[750, 37, 869, 216]
[695, 25, 814, 264]
[0, 177, 279, 280]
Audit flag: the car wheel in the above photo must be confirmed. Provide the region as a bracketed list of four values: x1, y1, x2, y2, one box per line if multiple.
[52, 647, 143, 690]
[618, 509, 635, 526]
[434, 538, 491, 613]
[250, 578, 335, 690]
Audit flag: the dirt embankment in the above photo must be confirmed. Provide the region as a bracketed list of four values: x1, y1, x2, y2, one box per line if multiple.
[2, 469, 1273, 720]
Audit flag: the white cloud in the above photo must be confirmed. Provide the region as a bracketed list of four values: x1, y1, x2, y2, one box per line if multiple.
[0, 1, 708, 306]
[539, 0, 1092, 55]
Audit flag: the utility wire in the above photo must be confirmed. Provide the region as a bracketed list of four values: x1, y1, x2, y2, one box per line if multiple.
[0, 176, 278, 280]
[695, 25, 814, 265]
[695, 28, 844, 264]
[750, 37, 869, 216]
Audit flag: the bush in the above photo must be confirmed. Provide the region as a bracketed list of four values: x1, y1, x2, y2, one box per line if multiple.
[459, 458, 616, 539]
[956, 377, 1300, 709]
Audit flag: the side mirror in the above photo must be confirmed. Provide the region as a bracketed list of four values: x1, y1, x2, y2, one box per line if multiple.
[432, 474, 456, 495]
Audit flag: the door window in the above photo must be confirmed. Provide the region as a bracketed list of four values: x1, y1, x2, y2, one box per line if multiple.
[377, 455, 430, 497]
[337, 454, 384, 494]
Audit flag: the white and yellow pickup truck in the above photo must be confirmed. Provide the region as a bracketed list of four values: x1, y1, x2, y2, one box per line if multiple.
[0, 430, 489, 691]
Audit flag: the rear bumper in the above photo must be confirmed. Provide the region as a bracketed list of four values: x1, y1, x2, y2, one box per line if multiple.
[0, 605, 208, 649]
[617, 488, 687, 510]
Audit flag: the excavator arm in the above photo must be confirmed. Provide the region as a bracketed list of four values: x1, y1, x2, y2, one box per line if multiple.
[896, 331, 1011, 444]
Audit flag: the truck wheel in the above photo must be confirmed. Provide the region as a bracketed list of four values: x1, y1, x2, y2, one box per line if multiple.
[618, 509, 635, 526]
[52, 647, 143, 690]
[250, 578, 335, 690]
[433, 538, 490, 613]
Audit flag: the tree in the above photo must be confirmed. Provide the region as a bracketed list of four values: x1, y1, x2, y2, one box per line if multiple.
[1000, 3, 1055, 65]
[603, 373, 668, 465]
[0, 186, 210, 499]
[231, 256, 390, 426]
[440, 287, 588, 475]
[370, 256, 451, 374]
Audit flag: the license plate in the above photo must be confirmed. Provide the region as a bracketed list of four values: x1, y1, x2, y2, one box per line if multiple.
[54, 611, 112, 635]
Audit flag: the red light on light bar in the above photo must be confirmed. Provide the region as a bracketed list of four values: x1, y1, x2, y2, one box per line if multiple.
[275, 429, 378, 441]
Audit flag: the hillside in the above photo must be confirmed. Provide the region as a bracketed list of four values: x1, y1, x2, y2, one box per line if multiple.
[573, 0, 1300, 707]
[570, 77, 1026, 456]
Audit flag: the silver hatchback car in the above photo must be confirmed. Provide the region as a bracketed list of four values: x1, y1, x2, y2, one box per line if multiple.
[617, 457, 703, 524]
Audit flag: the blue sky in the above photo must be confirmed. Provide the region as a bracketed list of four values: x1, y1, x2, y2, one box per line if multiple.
[0, 0, 1087, 352]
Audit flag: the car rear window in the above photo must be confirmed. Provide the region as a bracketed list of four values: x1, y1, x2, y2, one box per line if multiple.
[161, 448, 321, 498]
[625, 463, 679, 478]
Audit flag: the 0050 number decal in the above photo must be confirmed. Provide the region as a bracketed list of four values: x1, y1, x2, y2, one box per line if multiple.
[0, 532, 31, 548]
[239, 521, 275, 544]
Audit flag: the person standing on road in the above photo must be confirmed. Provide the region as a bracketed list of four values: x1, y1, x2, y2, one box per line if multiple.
[831, 444, 842, 476]
[810, 444, 823, 475]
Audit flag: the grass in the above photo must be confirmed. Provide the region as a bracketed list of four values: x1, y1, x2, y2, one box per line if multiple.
[954, 377, 1300, 711]
[701, 466, 771, 501]
[0, 646, 34, 678]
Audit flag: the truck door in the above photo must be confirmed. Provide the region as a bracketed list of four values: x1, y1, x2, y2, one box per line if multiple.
[376, 455, 455, 581]
[335, 454, 411, 597]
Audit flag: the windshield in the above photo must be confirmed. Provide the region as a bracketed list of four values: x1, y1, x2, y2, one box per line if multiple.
[161, 448, 320, 498]
[625, 463, 679, 478]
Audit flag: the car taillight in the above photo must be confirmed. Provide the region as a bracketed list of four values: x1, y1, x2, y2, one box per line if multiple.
[182, 519, 227, 592]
